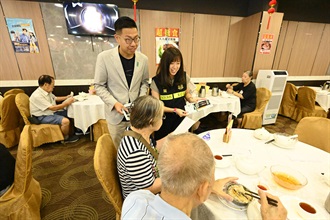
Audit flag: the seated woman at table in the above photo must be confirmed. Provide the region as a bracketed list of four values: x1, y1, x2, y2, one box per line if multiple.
[226, 71, 256, 128]
[150, 47, 197, 141]
[117, 95, 164, 199]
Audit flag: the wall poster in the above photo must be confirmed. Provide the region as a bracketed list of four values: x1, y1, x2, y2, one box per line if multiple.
[260, 33, 274, 54]
[5, 18, 40, 53]
[155, 28, 179, 64]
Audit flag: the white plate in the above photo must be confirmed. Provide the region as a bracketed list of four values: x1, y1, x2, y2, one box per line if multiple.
[280, 195, 329, 220]
[272, 141, 296, 149]
[217, 195, 247, 211]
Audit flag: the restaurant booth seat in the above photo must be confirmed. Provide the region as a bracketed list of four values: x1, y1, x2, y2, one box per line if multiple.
[0, 94, 23, 148]
[93, 119, 110, 142]
[294, 117, 330, 153]
[291, 86, 327, 122]
[15, 93, 64, 148]
[94, 134, 123, 220]
[0, 125, 42, 219]
[278, 82, 297, 119]
[241, 87, 272, 129]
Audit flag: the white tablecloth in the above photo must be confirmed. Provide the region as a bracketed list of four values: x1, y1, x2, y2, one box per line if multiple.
[198, 129, 330, 220]
[67, 95, 106, 134]
[188, 93, 241, 121]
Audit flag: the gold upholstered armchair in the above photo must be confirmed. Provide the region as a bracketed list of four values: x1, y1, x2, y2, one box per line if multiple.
[241, 87, 272, 129]
[92, 119, 110, 142]
[278, 82, 297, 119]
[3, 89, 25, 97]
[0, 125, 42, 219]
[0, 94, 23, 148]
[291, 86, 326, 122]
[15, 93, 64, 147]
[294, 117, 330, 153]
[94, 134, 123, 220]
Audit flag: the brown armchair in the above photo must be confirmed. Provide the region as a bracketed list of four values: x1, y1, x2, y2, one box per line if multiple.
[94, 134, 123, 220]
[3, 89, 25, 97]
[241, 88, 272, 129]
[15, 93, 64, 148]
[92, 119, 110, 142]
[0, 125, 42, 219]
[0, 94, 23, 148]
[278, 83, 297, 119]
[294, 117, 330, 153]
[291, 86, 327, 122]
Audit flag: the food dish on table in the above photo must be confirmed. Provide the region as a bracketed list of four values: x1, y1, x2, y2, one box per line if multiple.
[224, 183, 253, 206]
[270, 165, 307, 190]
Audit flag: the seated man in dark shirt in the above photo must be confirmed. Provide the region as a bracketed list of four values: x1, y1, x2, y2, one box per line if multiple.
[0, 144, 15, 196]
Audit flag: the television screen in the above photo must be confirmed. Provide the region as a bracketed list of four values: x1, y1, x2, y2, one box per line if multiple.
[63, 2, 119, 37]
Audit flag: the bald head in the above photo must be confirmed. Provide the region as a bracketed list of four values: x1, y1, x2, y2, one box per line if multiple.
[158, 133, 215, 196]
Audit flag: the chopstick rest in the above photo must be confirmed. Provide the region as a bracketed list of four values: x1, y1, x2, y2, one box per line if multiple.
[244, 189, 278, 207]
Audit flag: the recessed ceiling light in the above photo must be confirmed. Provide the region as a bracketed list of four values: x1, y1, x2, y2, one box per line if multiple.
[54, 3, 63, 8]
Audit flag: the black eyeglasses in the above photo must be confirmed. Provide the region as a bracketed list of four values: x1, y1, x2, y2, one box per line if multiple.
[121, 36, 140, 45]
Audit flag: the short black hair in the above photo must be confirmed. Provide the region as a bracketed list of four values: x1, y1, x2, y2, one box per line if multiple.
[114, 16, 137, 34]
[22, 28, 27, 32]
[38, 75, 54, 86]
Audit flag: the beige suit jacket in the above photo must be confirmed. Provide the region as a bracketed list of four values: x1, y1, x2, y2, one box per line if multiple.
[94, 46, 149, 124]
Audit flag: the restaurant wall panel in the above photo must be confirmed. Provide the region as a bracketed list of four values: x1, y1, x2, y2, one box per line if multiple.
[191, 14, 230, 77]
[1, 0, 54, 80]
[275, 21, 298, 71]
[287, 22, 325, 76]
[311, 24, 330, 76]
[239, 12, 262, 75]
[0, 1, 21, 80]
[140, 10, 181, 78]
[253, 12, 284, 78]
[272, 20, 288, 70]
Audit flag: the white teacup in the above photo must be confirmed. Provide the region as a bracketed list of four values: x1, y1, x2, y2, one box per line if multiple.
[295, 201, 318, 219]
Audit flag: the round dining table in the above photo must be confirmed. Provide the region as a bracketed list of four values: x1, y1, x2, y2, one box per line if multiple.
[197, 128, 330, 220]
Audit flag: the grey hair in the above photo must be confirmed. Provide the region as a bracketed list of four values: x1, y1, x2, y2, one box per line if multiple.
[130, 95, 164, 129]
[158, 133, 215, 197]
[244, 70, 253, 79]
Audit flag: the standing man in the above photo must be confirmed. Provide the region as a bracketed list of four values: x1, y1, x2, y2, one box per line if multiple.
[30, 75, 79, 143]
[94, 16, 149, 148]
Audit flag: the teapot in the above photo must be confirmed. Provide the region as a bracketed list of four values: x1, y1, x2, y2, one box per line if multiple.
[322, 81, 330, 90]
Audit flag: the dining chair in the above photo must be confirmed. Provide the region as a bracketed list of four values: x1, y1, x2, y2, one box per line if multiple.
[15, 93, 64, 147]
[94, 134, 123, 220]
[0, 125, 42, 219]
[3, 88, 25, 97]
[294, 117, 330, 153]
[241, 87, 272, 129]
[291, 86, 327, 122]
[278, 82, 297, 119]
[0, 95, 3, 120]
[93, 119, 110, 142]
[0, 94, 23, 148]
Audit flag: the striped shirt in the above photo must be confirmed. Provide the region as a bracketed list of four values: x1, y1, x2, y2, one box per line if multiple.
[117, 128, 157, 199]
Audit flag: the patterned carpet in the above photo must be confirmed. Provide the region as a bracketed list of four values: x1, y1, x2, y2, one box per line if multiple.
[7, 115, 296, 219]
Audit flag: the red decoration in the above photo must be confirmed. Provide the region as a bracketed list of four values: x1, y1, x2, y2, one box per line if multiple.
[132, 0, 138, 22]
[267, 0, 277, 29]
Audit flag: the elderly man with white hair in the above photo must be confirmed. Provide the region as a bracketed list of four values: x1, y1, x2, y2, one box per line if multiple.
[121, 133, 287, 219]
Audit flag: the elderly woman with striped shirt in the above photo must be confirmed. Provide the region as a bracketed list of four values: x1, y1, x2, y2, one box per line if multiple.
[117, 95, 164, 199]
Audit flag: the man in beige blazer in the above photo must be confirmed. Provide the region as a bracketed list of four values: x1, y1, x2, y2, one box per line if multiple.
[94, 16, 149, 148]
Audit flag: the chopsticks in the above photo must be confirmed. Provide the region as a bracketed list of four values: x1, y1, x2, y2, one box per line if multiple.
[244, 189, 278, 207]
[264, 139, 275, 144]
